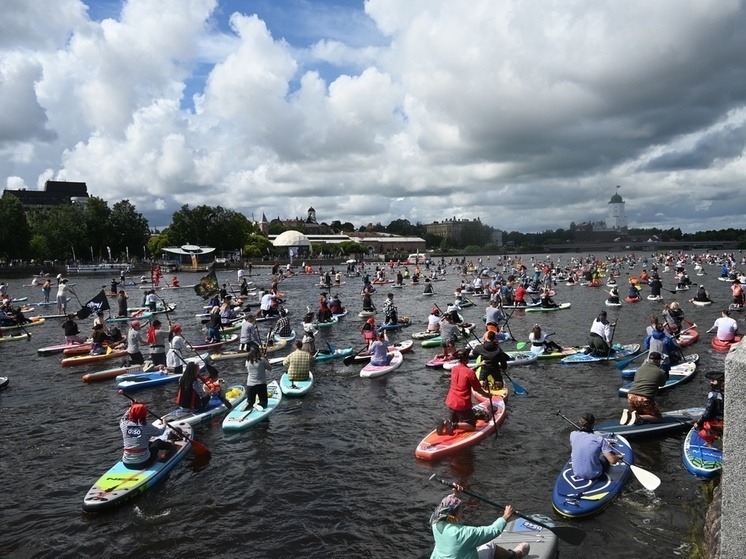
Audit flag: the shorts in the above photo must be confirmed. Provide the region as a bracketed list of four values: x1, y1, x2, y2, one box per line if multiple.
[450, 407, 477, 427]
[627, 393, 661, 418]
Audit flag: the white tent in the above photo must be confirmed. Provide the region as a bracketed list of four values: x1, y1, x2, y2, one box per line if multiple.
[272, 230, 311, 247]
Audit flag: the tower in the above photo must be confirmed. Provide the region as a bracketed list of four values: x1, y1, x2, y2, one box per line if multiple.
[606, 186, 627, 230]
[306, 207, 317, 224]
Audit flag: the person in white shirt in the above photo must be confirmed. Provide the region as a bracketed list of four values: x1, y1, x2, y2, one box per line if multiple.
[706, 309, 739, 342]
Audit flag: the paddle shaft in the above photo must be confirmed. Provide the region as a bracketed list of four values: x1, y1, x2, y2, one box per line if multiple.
[119, 391, 210, 458]
[555, 411, 661, 491]
[429, 475, 585, 546]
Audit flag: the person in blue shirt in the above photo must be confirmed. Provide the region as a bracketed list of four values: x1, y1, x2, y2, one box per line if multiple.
[368, 331, 391, 366]
[570, 413, 621, 479]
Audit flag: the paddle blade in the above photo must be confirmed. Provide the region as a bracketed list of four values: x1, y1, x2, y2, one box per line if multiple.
[515, 341, 528, 350]
[630, 464, 661, 491]
[549, 525, 587, 546]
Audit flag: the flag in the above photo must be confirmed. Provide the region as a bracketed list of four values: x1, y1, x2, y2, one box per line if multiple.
[194, 269, 219, 299]
[76, 290, 111, 319]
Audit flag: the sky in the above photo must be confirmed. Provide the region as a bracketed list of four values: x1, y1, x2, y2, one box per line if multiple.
[2, 0, 746, 234]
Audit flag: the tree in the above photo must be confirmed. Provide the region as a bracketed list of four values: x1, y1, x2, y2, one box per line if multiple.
[26, 203, 86, 261]
[243, 234, 273, 258]
[109, 200, 149, 260]
[0, 194, 31, 259]
[168, 204, 255, 250]
[84, 196, 112, 261]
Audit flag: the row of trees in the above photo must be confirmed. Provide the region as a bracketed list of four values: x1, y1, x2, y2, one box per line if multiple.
[2, 194, 745, 262]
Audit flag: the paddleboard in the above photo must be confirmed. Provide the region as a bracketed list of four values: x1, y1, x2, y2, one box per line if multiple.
[62, 349, 128, 367]
[524, 302, 571, 313]
[552, 434, 633, 518]
[490, 515, 559, 559]
[414, 395, 506, 460]
[683, 426, 722, 478]
[116, 370, 182, 392]
[153, 385, 246, 427]
[360, 350, 404, 378]
[561, 344, 640, 364]
[596, 407, 705, 439]
[222, 380, 282, 432]
[280, 372, 314, 397]
[82, 421, 192, 512]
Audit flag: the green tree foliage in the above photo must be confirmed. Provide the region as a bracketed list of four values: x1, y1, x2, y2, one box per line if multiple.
[84, 196, 113, 261]
[0, 194, 31, 259]
[109, 200, 150, 259]
[338, 241, 366, 255]
[243, 234, 273, 258]
[168, 205, 255, 250]
[27, 203, 86, 261]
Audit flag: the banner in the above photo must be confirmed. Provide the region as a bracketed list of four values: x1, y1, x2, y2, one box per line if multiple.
[76, 290, 111, 319]
[194, 269, 219, 299]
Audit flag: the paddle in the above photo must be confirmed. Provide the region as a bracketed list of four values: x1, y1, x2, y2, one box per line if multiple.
[429, 474, 586, 546]
[556, 411, 661, 491]
[469, 331, 527, 396]
[119, 391, 211, 461]
[516, 332, 556, 351]
[604, 320, 618, 361]
[614, 350, 646, 371]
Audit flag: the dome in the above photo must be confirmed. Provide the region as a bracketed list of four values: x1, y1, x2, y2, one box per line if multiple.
[609, 193, 624, 204]
[273, 230, 311, 247]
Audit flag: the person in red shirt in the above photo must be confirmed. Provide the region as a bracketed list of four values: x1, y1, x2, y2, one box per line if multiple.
[514, 284, 527, 306]
[437, 349, 491, 435]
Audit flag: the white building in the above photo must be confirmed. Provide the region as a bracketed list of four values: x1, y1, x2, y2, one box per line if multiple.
[606, 187, 628, 231]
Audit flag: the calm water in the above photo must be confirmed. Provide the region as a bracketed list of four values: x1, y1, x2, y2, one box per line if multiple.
[0, 255, 729, 558]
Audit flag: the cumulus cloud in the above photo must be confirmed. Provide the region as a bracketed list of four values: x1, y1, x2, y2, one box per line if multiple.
[1, 0, 745, 232]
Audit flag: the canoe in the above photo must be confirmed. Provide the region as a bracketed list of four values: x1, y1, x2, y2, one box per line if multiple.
[280, 372, 314, 397]
[82, 421, 192, 512]
[38, 340, 91, 356]
[116, 370, 182, 392]
[0, 330, 31, 343]
[620, 353, 699, 380]
[189, 334, 239, 351]
[489, 515, 558, 558]
[222, 380, 282, 432]
[153, 385, 247, 427]
[618, 360, 697, 396]
[683, 426, 722, 478]
[414, 394, 505, 460]
[82, 363, 155, 383]
[61, 349, 128, 367]
[551, 434, 633, 518]
[561, 344, 641, 364]
[524, 303, 571, 313]
[360, 350, 404, 378]
[595, 407, 705, 439]
[711, 336, 741, 353]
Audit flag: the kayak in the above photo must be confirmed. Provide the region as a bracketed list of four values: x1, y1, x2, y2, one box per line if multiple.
[552, 434, 633, 518]
[414, 394, 505, 460]
[524, 303, 571, 313]
[595, 407, 705, 439]
[618, 359, 697, 396]
[82, 421, 192, 513]
[61, 349, 129, 367]
[222, 380, 282, 432]
[116, 369, 182, 392]
[189, 334, 239, 351]
[711, 336, 741, 352]
[490, 514, 558, 558]
[683, 426, 722, 478]
[620, 353, 699, 380]
[561, 344, 641, 364]
[360, 350, 404, 378]
[82, 363, 155, 383]
[280, 372, 314, 397]
[153, 385, 247, 427]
